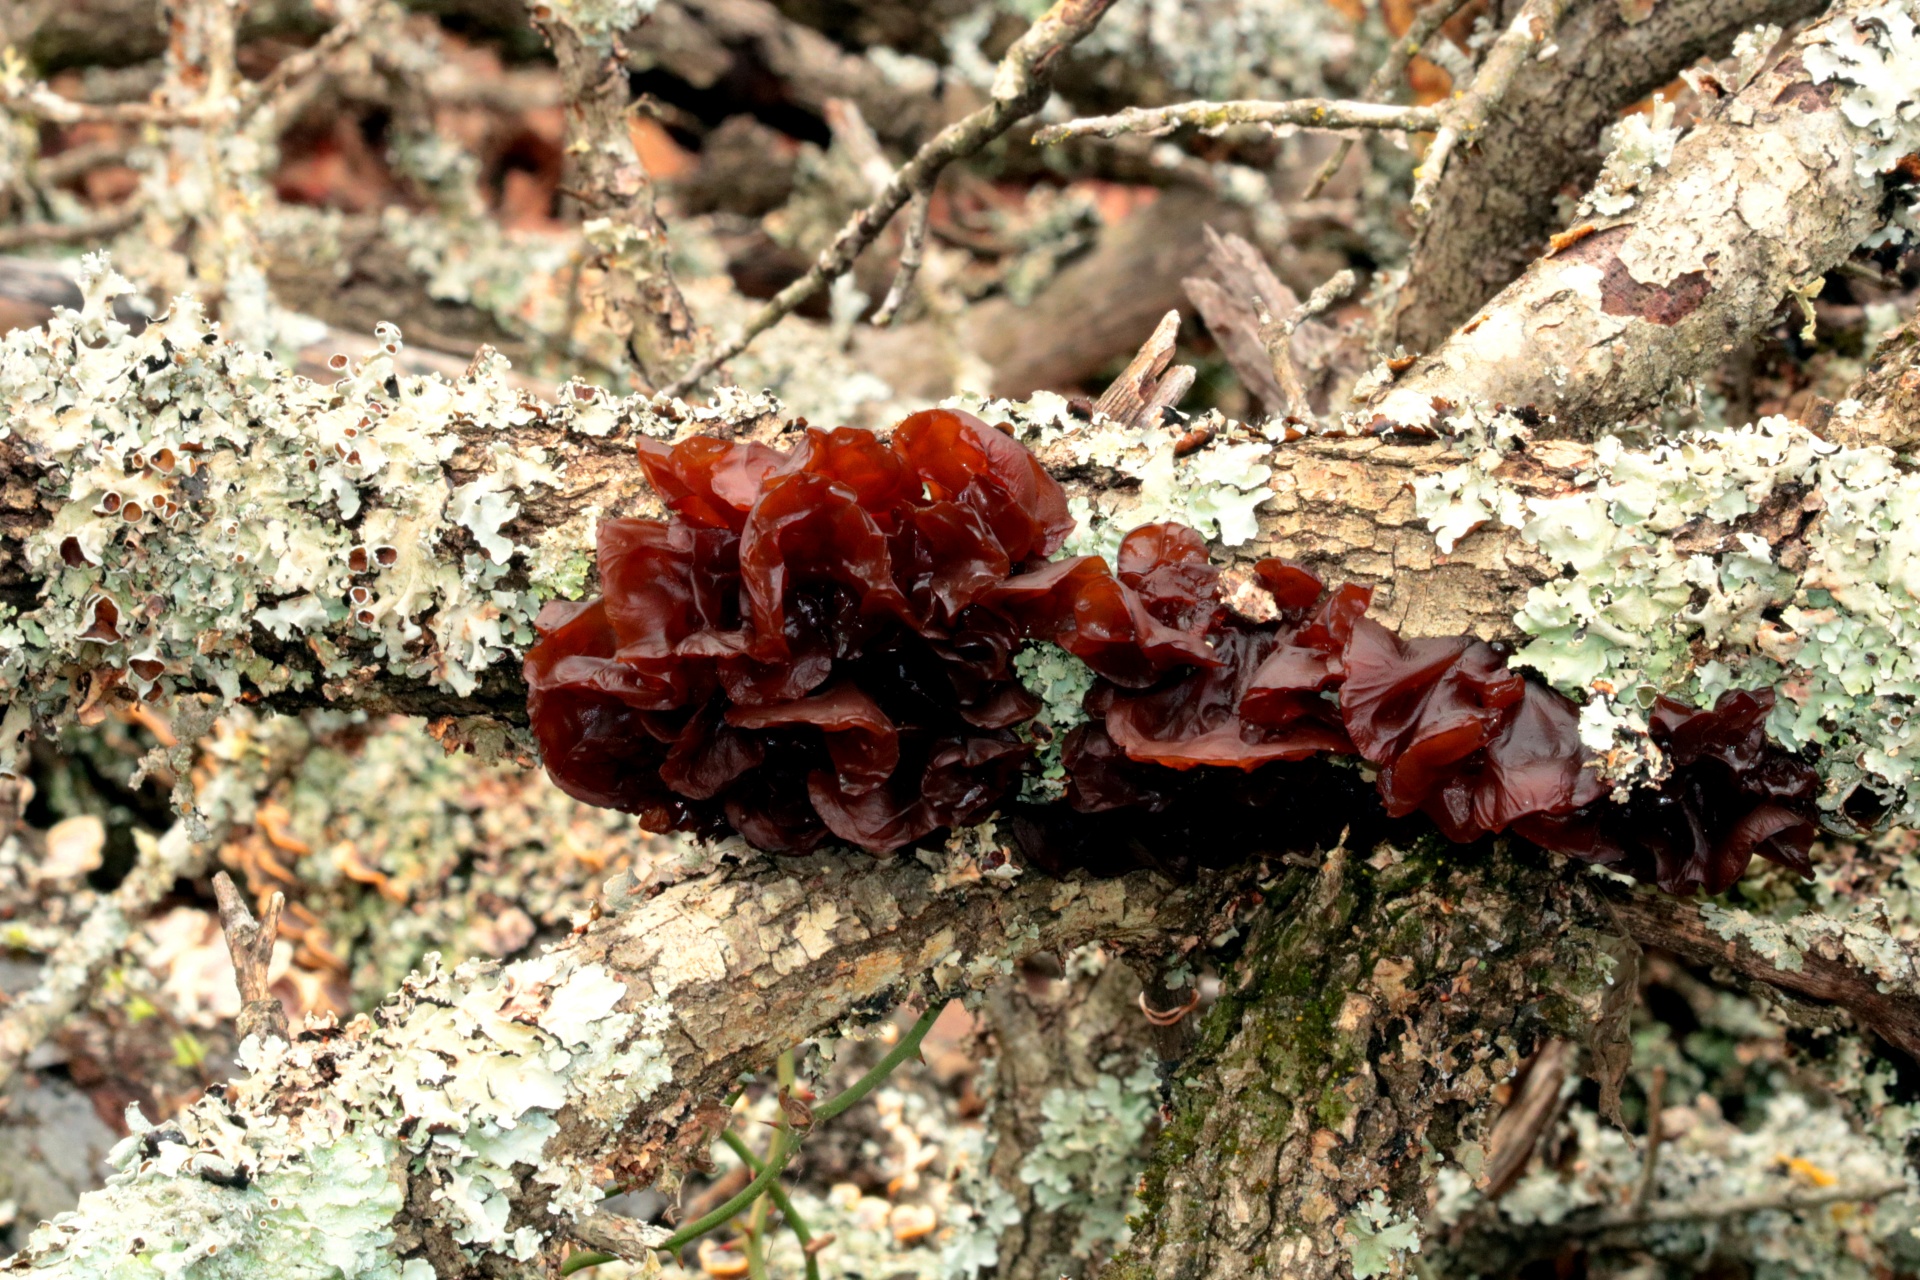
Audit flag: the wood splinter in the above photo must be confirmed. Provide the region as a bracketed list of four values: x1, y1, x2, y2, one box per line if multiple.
[212, 871, 289, 1044]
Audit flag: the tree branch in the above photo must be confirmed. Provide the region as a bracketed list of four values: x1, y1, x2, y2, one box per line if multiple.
[1602, 887, 1920, 1062]
[1395, 0, 1828, 352]
[1366, 0, 1900, 434]
[0, 850, 1241, 1276]
[1032, 98, 1441, 144]
[536, 10, 704, 391]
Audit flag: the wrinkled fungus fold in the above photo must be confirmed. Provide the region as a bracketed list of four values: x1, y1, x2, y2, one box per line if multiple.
[526, 409, 1821, 893]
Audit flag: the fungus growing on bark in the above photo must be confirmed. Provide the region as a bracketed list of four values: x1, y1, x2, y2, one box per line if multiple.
[525, 410, 1819, 892]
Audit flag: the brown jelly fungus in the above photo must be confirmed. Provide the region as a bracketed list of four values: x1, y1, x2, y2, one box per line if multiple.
[525, 410, 1818, 893]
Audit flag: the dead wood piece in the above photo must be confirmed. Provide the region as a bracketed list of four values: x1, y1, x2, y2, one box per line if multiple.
[212, 871, 289, 1045]
[1395, 0, 1831, 352]
[1093, 309, 1194, 428]
[1482, 1037, 1576, 1199]
[1604, 888, 1920, 1063]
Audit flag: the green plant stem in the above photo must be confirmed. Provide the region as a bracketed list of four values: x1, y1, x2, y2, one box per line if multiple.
[812, 1001, 945, 1123]
[745, 1193, 770, 1280]
[565, 1003, 946, 1274]
[658, 1124, 801, 1254]
[722, 1131, 822, 1280]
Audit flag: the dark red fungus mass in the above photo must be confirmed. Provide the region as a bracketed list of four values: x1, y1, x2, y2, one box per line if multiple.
[525, 408, 1821, 894]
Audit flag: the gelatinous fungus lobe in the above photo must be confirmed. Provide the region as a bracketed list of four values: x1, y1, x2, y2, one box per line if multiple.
[527, 408, 1821, 896]
[527, 410, 1065, 854]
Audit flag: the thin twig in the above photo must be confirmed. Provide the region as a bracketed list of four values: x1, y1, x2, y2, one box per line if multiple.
[0, 85, 210, 127]
[34, 139, 133, 188]
[238, 0, 387, 126]
[1035, 98, 1441, 145]
[0, 199, 144, 252]
[1552, 1178, 1910, 1235]
[211, 870, 288, 1044]
[1632, 1065, 1668, 1214]
[1305, 0, 1478, 198]
[871, 188, 931, 327]
[1411, 0, 1568, 215]
[660, 0, 1122, 399]
[1259, 268, 1357, 420]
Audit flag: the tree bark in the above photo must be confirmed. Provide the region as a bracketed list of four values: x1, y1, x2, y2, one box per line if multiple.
[1116, 843, 1612, 1280]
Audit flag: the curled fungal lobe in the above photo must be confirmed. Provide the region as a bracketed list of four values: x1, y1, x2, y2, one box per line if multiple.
[526, 410, 1818, 895]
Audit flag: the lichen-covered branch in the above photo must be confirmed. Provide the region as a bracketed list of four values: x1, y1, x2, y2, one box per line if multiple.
[0, 260, 778, 755]
[0, 823, 201, 1095]
[1365, 0, 1920, 436]
[1032, 97, 1440, 144]
[1603, 887, 1920, 1060]
[535, 1, 704, 391]
[0, 848, 1240, 1277]
[1393, 0, 1829, 352]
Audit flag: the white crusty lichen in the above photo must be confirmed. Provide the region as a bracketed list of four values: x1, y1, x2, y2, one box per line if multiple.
[1015, 1055, 1158, 1259]
[6, 947, 672, 1276]
[1805, 1, 1920, 244]
[0, 258, 740, 765]
[1415, 412, 1920, 823]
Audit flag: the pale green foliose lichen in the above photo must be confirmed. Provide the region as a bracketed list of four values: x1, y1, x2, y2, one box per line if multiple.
[942, 1125, 1022, 1280]
[1697, 900, 1920, 989]
[947, 393, 1276, 562]
[1016, 1055, 1157, 1259]
[9, 948, 673, 1276]
[1344, 1188, 1422, 1279]
[1805, 1, 1920, 246]
[1416, 413, 1920, 823]
[1578, 94, 1681, 219]
[1011, 643, 1096, 801]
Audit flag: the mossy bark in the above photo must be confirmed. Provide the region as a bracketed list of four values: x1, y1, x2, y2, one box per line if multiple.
[1119, 840, 1612, 1280]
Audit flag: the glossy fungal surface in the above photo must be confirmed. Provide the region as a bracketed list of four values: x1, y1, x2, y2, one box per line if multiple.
[525, 409, 1819, 893]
